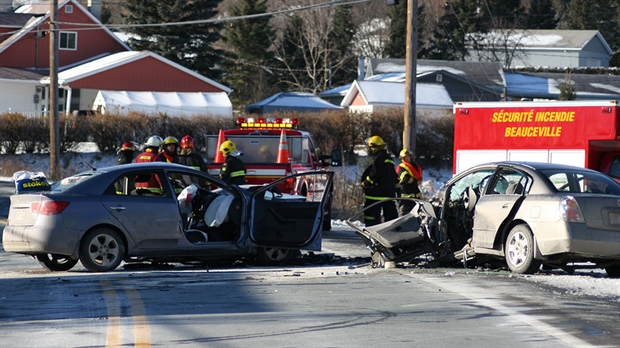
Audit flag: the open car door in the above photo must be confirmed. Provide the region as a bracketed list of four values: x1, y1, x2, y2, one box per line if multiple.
[248, 171, 334, 251]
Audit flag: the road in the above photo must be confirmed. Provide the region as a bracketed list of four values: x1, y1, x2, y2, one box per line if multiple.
[0, 182, 619, 347]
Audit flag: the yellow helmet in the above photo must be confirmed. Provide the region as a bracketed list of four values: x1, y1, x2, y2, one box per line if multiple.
[399, 149, 413, 159]
[163, 136, 179, 146]
[367, 135, 386, 148]
[220, 140, 240, 156]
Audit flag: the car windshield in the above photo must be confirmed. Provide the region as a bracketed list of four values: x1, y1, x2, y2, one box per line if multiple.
[51, 171, 102, 192]
[541, 169, 620, 195]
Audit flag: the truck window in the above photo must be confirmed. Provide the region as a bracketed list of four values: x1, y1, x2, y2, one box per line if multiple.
[225, 135, 304, 164]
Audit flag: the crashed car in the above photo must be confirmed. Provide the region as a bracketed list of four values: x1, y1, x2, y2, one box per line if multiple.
[2, 162, 333, 272]
[349, 162, 620, 276]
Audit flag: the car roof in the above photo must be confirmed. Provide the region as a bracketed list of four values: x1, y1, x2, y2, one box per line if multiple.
[474, 161, 601, 173]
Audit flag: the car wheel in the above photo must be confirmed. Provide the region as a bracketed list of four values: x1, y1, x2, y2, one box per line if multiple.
[605, 263, 620, 278]
[505, 224, 541, 274]
[79, 228, 126, 272]
[255, 247, 294, 265]
[36, 254, 78, 271]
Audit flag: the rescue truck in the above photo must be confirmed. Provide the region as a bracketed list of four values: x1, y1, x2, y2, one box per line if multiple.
[453, 100, 620, 180]
[205, 117, 336, 230]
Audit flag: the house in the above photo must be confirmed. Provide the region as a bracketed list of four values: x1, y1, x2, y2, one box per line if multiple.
[467, 30, 613, 68]
[320, 58, 505, 105]
[340, 80, 453, 116]
[246, 92, 342, 114]
[0, 0, 232, 115]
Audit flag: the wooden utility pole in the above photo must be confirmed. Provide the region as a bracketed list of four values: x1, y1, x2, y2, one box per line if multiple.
[403, 0, 417, 157]
[49, 0, 60, 180]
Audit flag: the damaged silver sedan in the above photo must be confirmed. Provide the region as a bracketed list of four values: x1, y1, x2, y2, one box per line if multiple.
[348, 162, 620, 276]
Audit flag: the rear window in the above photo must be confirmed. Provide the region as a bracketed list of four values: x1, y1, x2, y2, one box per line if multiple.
[541, 169, 620, 195]
[51, 172, 102, 192]
[224, 135, 305, 164]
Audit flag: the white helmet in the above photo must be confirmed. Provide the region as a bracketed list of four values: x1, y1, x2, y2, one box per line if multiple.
[145, 135, 163, 148]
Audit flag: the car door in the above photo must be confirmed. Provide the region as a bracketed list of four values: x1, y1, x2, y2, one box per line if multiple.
[247, 171, 334, 251]
[101, 169, 182, 249]
[472, 168, 528, 249]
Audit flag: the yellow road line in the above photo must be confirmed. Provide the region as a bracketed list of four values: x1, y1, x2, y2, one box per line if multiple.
[125, 289, 151, 348]
[100, 280, 122, 347]
[100, 280, 151, 348]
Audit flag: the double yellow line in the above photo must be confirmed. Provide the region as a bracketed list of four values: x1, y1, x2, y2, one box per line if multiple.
[100, 279, 151, 348]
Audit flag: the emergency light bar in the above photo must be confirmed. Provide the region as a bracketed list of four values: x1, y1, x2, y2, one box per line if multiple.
[236, 117, 298, 129]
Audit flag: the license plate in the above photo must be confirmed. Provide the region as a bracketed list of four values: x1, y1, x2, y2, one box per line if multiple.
[611, 211, 620, 225]
[11, 209, 27, 223]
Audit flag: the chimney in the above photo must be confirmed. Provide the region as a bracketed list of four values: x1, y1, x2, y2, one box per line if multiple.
[87, 0, 101, 21]
[357, 56, 365, 80]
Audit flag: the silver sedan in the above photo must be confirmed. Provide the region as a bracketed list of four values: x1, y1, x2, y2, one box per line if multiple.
[2, 162, 333, 272]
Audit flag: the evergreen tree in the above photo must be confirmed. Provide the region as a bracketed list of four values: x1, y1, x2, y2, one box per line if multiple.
[526, 0, 558, 29]
[428, 0, 486, 60]
[121, 0, 223, 80]
[221, 0, 277, 108]
[384, 1, 429, 59]
[327, 4, 357, 88]
[480, 0, 524, 29]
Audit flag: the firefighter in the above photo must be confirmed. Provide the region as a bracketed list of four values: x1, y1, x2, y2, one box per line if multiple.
[156, 136, 179, 163]
[360, 135, 398, 226]
[134, 136, 163, 195]
[219, 140, 246, 185]
[177, 135, 208, 171]
[396, 148, 423, 216]
[116, 141, 136, 165]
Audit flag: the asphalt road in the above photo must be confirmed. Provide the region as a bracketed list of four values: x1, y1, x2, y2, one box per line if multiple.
[1, 182, 619, 347]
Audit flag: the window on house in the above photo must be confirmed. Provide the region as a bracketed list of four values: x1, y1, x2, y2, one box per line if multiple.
[436, 74, 443, 82]
[59, 32, 77, 50]
[65, 5, 73, 13]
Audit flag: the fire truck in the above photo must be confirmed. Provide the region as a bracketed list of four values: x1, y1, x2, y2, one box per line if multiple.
[453, 100, 620, 180]
[204, 117, 336, 230]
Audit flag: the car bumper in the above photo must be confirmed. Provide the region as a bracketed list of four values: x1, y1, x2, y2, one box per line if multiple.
[535, 222, 620, 259]
[2, 223, 80, 256]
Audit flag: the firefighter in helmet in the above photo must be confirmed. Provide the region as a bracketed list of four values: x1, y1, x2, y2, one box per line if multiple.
[219, 140, 246, 185]
[156, 136, 179, 163]
[116, 141, 136, 165]
[360, 135, 398, 226]
[134, 135, 164, 195]
[396, 148, 423, 216]
[177, 135, 208, 171]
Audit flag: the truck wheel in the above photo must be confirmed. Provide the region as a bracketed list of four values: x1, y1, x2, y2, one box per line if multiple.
[36, 254, 78, 271]
[605, 263, 620, 278]
[505, 224, 541, 274]
[255, 247, 294, 265]
[79, 228, 126, 272]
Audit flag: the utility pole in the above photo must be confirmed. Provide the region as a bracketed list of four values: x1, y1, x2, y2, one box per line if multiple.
[403, 0, 417, 157]
[49, 0, 60, 180]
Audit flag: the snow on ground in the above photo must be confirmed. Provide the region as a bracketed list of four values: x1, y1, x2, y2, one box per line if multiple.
[1, 144, 619, 299]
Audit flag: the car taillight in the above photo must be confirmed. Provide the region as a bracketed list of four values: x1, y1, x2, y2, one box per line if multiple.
[285, 177, 295, 192]
[31, 201, 70, 215]
[559, 196, 584, 223]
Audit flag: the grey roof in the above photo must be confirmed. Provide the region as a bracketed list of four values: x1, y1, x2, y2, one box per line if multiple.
[0, 12, 35, 27]
[505, 71, 620, 100]
[366, 58, 506, 88]
[0, 67, 46, 80]
[246, 92, 343, 114]
[479, 30, 612, 54]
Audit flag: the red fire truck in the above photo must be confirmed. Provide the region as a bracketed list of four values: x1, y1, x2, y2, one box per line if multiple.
[205, 117, 337, 230]
[453, 100, 620, 180]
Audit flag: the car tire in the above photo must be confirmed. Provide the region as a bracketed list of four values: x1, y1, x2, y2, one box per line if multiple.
[255, 247, 294, 265]
[36, 254, 79, 272]
[79, 228, 126, 272]
[605, 263, 620, 278]
[505, 224, 541, 274]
